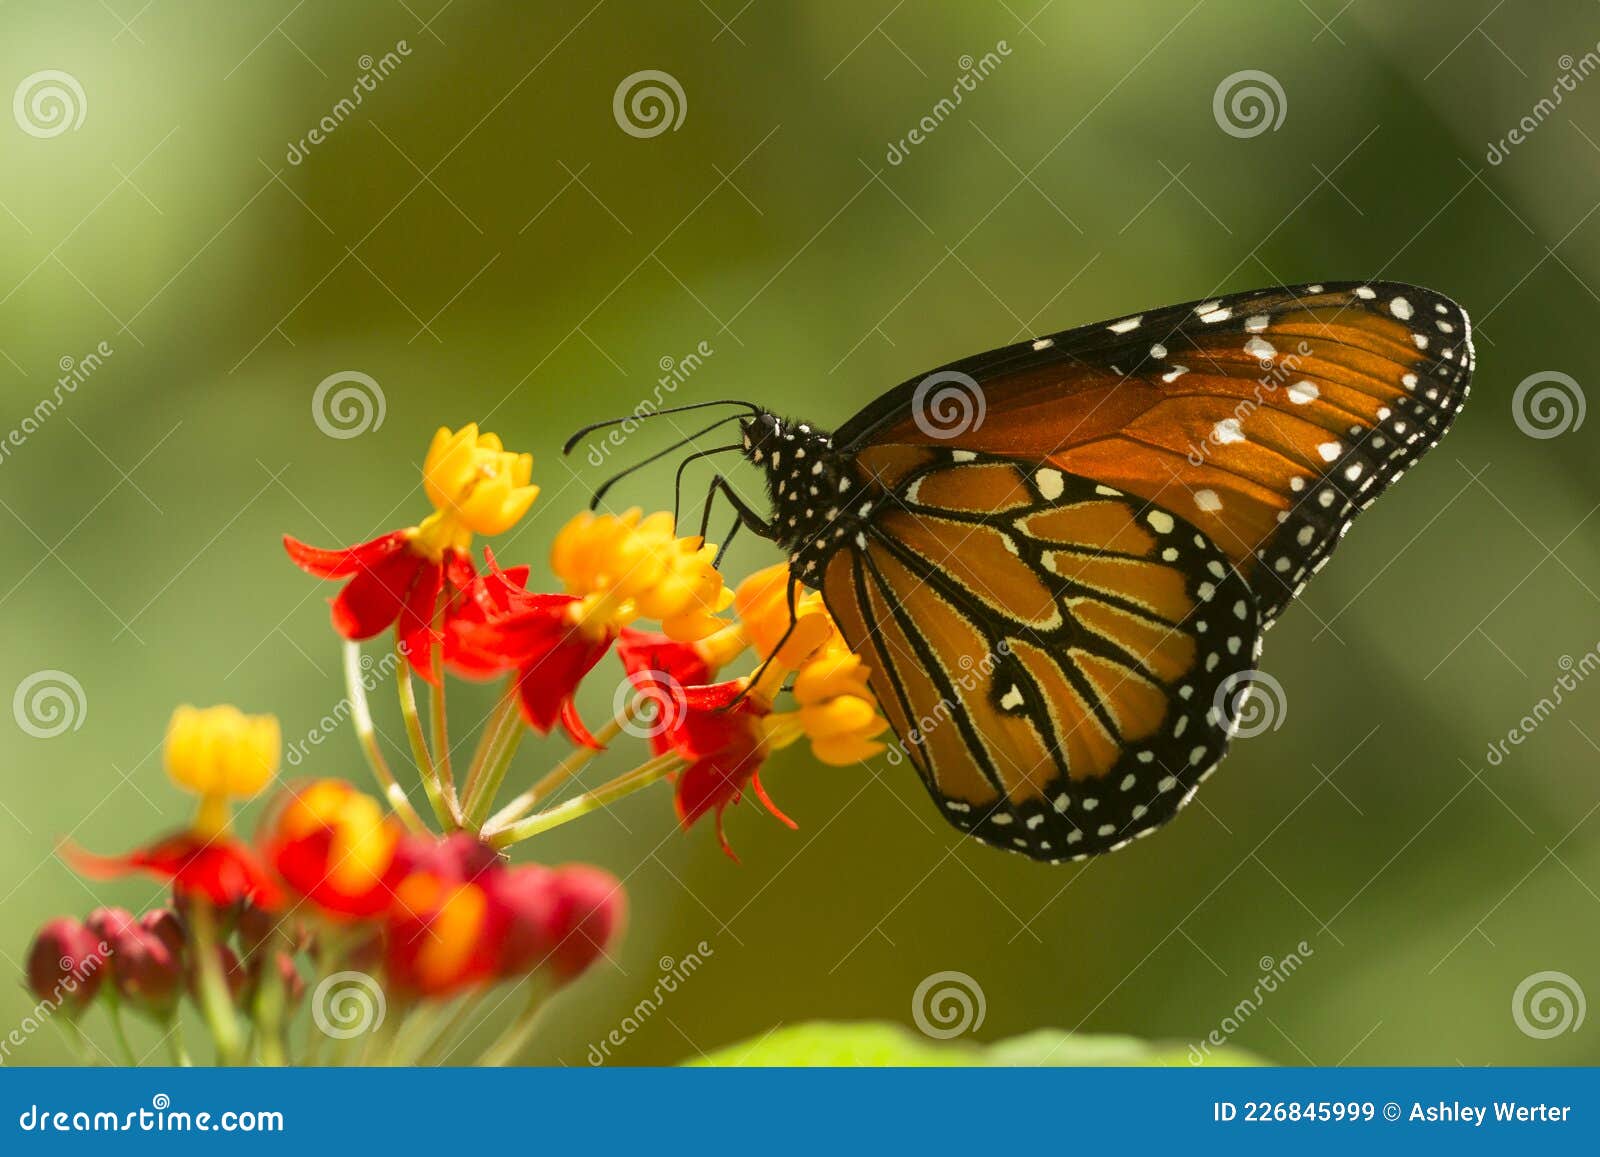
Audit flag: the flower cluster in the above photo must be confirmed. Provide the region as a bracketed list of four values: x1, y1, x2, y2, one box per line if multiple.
[281, 422, 888, 852]
[39, 704, 620, 1066]
[28, 421, 887, 1067]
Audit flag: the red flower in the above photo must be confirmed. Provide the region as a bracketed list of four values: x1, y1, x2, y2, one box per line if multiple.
[283, 531, 476, 682]
[260, 780, 405, 921]
[619, 632, 788, 857]
[451, 562, 614, 748]
[64, 831, 283, 910]
[383, 836, 624, 996]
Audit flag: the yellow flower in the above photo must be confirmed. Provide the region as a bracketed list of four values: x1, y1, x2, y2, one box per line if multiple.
[412, 424, 538, 559]
[787, 648, 889, 765]
[552, 509, 732, 640]
[165, 705, 280, 834]
[733, 569, 891, 764]
[734, 563, 836, 671]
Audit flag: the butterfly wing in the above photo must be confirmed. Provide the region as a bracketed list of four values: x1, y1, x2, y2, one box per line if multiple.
[819, 448, 1262, 860]
[834, 281, 1474, 626]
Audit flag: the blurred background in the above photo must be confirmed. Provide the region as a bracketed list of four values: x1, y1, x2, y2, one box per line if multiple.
[2, 0, 1597, 1066]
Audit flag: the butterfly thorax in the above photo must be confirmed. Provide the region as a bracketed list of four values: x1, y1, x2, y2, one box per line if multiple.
[739, 411, 862, 585]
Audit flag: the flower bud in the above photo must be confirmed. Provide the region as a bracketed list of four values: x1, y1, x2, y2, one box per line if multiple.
[88, 907, 187, 1018]
[25, 917, 105, 1012]
[488, 864, 558, 976]
[543, 865, 626, 983]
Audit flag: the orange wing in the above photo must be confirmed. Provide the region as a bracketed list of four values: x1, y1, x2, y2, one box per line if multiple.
[834, 282, 1474, 625]
[819, 450, 1261, 860]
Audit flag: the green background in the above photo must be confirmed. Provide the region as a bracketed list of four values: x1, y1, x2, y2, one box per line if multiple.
[2, 1, 1596, 1066]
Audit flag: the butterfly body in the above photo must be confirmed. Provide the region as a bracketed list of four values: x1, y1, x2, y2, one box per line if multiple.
[717, 281, 1474, 861]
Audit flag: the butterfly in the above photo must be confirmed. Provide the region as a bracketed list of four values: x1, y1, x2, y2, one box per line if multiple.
[577, 282, 1474, 862]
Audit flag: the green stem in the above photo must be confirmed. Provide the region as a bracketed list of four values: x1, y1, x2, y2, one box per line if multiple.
[486, 752, 681, 849]
[252, 951, 287, 1067]
[485, 709, 633, 831]
[463, 711, 528, 831]
[166, 1018, 192, 1066]
[476, 979, 551, 1067]
[344, 641, 429, 834]
[103, 990, 139, 1067]
[397, 646, 456, 830]
[191, 901, 244, 1066]
[428, 669, 456, 813]
[460, 683, 519, 812]
[415, 998, 479, 1067]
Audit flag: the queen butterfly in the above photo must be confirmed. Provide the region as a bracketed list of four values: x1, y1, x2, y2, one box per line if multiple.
[574, 281, 1473, 862]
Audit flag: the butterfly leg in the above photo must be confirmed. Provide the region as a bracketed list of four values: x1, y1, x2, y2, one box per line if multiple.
[697, 473, 774, 543]
[729, 571, 801, 708]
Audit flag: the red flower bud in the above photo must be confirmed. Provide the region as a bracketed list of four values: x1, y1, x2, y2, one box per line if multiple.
[25, 917, 105, 1012]
[87, 907, 187, 1017]
[543, 865, 625, 983]
[488, 864, 559, 976]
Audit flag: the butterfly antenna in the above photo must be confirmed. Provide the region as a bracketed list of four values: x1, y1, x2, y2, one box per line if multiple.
[563, 399, 761, 456]
[588, 416, 745, 511]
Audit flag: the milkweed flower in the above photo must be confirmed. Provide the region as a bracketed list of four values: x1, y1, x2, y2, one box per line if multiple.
[616, 566, 889, 854]
[166, 705, 280, 836]
[454, 512, 732, 745]
[25, 917, 105, 1013]
[382, 835, 623, 996]
[261, 780, 404, 920]
[65, 705, 284, 908]
[283, 424, 538, 680]
[88, 907, 187, 1019]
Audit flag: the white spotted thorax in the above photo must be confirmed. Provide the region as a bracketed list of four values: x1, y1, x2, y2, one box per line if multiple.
[740, 412, 854, 584]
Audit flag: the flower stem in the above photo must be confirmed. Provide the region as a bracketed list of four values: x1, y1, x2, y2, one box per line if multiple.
[415, 997, 479, 1067]
[460, 683, 518, 815]
[103, 989, 139, 1067]
[252, 951, 287, 1067]
[428, 673, 456, 811]
[483, 709, 633, 831]
[476, 978, 551, 1066]
[343, 641, 428, 834]
[166, 1018, 192, 1066]
[486, 752, 681, 849]
[396, 646, 456, 830]
[191, 900, 244, 1066]
[463, 711, 527, 830]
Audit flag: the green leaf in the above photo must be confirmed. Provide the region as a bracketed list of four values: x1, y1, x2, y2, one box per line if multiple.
[688, 1022, 1269, 1067]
